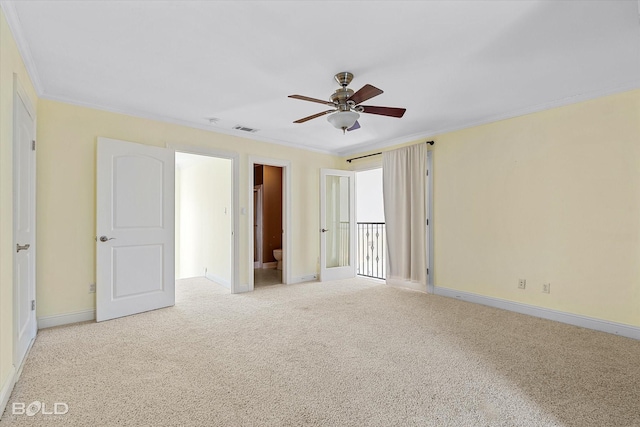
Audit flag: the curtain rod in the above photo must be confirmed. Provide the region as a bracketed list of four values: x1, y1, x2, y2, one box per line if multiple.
[346, 141, 435, 163]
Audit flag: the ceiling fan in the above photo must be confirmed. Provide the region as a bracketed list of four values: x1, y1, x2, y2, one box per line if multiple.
[289, 72, 406, 133]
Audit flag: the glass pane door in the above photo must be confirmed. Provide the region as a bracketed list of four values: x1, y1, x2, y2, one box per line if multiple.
[320, 169, 355, 281]
[325, 174, 350, 268]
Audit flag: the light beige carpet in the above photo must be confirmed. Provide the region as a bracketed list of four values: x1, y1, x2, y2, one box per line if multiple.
[1, 277, 639, 426]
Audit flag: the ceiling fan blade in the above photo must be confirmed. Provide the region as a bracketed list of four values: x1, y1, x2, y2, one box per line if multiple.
[293, 110, 335, 123]
[347, 84, 383, 105]
[288, 95, 335, 107]
[347, 120, 360, 131]
[360, 105, 406, 118]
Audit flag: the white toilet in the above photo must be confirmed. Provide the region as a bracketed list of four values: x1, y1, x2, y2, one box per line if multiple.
[273, 249, 283, 270]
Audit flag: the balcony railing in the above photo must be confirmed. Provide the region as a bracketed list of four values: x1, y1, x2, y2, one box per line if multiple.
[357, 222, 386, 280]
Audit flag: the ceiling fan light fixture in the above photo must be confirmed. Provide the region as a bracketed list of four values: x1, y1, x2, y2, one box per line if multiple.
[290, 72, 404, 132]
[327, 111, 360, 133]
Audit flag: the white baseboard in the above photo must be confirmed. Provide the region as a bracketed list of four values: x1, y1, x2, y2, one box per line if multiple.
[434, 286, 640, 340]
[289, 274, 318, 284]
[37, 309, 95, 329]
[0, 366, 17, 421]
[235, 283, 252, 293]
[262, 262, 277, 269]
[205, 272, 230, 289]
[386, 276, 427, 293]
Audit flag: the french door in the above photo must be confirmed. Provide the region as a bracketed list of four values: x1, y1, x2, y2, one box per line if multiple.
[319, 169, 356, 281]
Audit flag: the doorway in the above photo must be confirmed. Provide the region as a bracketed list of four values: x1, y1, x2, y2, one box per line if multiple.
[355, 168, 385, 280]
[248, 157, 291, 291]
[175, 152, 233, 290]
[253, 164, 283, 287]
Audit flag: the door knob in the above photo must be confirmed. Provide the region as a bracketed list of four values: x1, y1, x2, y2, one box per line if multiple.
[321, 229, 329, 233]
[16, 243, 30, 253]
[99, 236, 115, 242]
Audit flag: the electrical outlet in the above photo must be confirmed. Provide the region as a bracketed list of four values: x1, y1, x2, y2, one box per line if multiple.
[89, 283, 96, 293]
[518, 279, 526, 290]
[543, 283, 551, 294]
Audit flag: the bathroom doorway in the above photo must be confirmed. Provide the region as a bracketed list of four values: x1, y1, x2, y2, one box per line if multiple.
[253, 163, 283, 287]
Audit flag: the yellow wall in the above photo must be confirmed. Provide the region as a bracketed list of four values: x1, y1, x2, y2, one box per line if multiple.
[0, 8, 38, 397]
[346, 89, 640, 327]
[36, 99, 340, 317]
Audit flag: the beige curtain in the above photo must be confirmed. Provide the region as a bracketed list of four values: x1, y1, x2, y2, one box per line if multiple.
[382, 143, 427, 291]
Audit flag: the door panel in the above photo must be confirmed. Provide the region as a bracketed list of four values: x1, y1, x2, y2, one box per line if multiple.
[96, 138, 175, 322]
[114, 155, 164, 227]
[112, 245, 164, 298]
[320, 169, 355, 281]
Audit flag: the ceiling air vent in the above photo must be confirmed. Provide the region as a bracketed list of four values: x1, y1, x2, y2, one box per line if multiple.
[233, 125, 258, 133]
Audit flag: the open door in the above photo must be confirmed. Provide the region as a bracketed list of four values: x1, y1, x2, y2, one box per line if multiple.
[96, 138, 175, 322]
[13, 79, 37, 367]
[320, 168, 356, 281]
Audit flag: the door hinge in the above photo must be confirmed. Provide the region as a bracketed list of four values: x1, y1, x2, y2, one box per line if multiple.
[427, 268, 429, 275]
[426, 170, 429, 176]
[31, 140, 36, 151]
[426, 218, 429, 226]
[31, 300, 35, 311]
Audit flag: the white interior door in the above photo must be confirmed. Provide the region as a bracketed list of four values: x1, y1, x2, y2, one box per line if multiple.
[96, 138, 175, 322]
[13, 81, 37, 367]
[320, 168, 356, 281]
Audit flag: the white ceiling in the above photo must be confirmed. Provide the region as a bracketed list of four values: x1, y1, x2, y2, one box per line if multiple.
[4, 1, 639, 155]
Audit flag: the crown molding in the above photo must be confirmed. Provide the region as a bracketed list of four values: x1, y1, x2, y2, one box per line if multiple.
[1, 1, 44, 95]
[39, 92, 337, 156]
[0, 0, 335, 158]
[336, 80, 640, 157]
[3, 0, 638, 159]
[39, 78, 640, 160]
